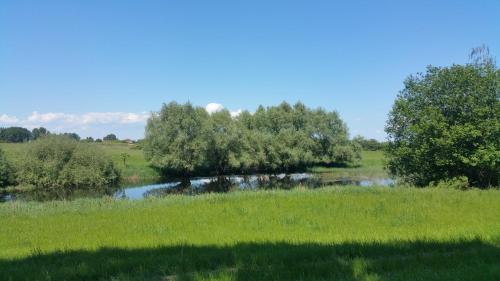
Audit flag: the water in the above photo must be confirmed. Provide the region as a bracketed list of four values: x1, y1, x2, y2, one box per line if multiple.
[1, 173, 394, 202]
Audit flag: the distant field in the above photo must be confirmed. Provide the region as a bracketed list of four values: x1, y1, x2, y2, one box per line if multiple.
[92, 142, 159, 183]
[0, 187, 499, 280]
[309, 150, 387, 179]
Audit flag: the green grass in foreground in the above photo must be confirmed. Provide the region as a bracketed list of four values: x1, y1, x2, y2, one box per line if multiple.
[1, 187, 499, 280]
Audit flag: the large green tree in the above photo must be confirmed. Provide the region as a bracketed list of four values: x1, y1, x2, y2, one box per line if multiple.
[143, 102, 210, 176]
[385, 48, 499, 187]
[144, 101, 359, 177]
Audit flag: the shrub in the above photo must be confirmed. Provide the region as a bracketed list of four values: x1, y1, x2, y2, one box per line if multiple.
[16, 136, 120, 189]
[431, 176, 470, 190]
[0, 148, 14, 187]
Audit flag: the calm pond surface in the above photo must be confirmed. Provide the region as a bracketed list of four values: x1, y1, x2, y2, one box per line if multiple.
[0, 173, 394, 202]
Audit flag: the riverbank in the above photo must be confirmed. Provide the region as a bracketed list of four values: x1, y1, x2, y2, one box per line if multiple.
[0, 142, 386, 186]
[1, 186, 499, 280]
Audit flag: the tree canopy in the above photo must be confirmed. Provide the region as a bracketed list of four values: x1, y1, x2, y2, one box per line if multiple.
[32, 127, 50, 140]
[0, 127, 32, 143]
[103, 134, 118, 141]
[385, 48, 499, 187]
[144, 101, 360, 177]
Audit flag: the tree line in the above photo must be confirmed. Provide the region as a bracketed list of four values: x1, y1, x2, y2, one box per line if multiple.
[352, 136, 386, 151]
[143, 101, 360, 177]
[0, 127, 120, 143]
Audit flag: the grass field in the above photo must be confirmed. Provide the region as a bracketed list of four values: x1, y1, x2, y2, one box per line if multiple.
[309, 150, 387, 179]
[1, 187, 499, 280]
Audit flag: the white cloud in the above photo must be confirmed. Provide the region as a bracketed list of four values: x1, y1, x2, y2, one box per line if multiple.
[21, 111, 149, 126]
[230, 109, 242, 117]
[27, 112, 77, 123]
[0, 111, 150, 134]
[80, 112, 149, 124]
[205, 103, 224, 114]
[0, 114, 19, 124]
[205, 103, 242, 118]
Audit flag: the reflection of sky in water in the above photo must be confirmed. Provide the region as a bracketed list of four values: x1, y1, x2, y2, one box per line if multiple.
[116, 174, 394, 200]
[1, 174, 394, 202]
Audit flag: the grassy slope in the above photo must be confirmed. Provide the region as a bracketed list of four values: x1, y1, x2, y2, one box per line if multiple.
[1, 187, 499, 280]
[92, 142, 158, 183]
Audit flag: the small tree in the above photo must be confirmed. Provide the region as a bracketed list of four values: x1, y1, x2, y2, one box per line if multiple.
[120, 152, 131, 167]
[32, 127, 50, 140]
[385, 47, 499, 187]
[103, 134, 118, 141]
[61, 132, 80, 141]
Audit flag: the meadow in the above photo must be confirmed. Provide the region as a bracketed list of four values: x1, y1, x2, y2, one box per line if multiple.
[1, 187, 499, 280]
[309, 150, 387, 179]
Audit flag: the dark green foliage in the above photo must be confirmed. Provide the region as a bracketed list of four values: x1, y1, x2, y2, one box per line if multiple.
[144, 101, 360, 176]
[16, 136, 120, 189]
[0, 148, 14, 187]
[103, 134, 118, 141]
[0, 127, 32, 143]
[386, 49, 499, 187]
[31, 127, 50, 140]
[206, 110, 244, 174]
[61, 132, 81, 141]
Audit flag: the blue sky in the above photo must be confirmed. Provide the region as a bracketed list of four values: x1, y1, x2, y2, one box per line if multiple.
[1, 0, 499, 140]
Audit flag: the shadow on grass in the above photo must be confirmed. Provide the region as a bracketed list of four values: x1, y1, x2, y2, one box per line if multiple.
[1, 239, 499, 281]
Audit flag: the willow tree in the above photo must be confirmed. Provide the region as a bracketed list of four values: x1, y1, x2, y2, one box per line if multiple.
[143, 102, 210, 176]
[144, 101, 359, 177]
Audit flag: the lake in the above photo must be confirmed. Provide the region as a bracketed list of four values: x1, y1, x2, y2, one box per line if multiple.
[0, 173, 394, 202]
